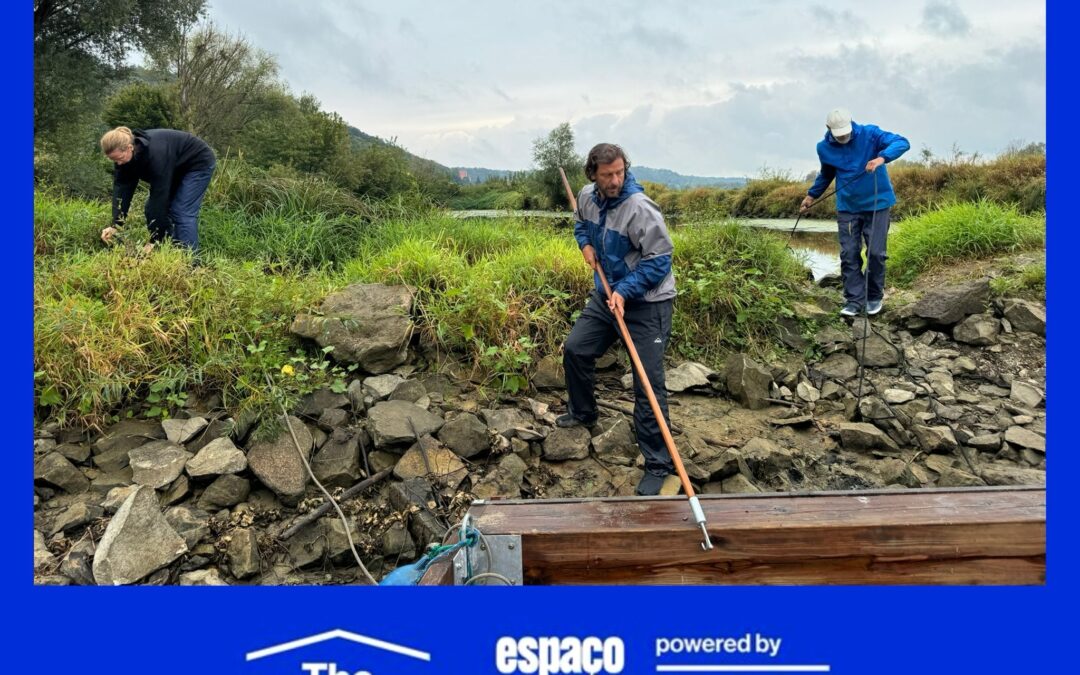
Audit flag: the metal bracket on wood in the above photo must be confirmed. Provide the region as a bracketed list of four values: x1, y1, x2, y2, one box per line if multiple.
[452, 534, 523, 585]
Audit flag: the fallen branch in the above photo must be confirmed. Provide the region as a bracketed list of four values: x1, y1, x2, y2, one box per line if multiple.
[279, 467, 393, 541]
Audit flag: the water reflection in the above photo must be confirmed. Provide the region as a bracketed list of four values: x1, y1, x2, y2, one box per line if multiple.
[787, 231, 840, 281]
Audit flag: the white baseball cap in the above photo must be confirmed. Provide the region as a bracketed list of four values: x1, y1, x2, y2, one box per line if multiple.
[826, 108, 852, 137]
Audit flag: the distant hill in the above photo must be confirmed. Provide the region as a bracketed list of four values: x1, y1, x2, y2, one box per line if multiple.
[347, 126, 452, 177]
[448, 164, 746, 188]
[632, 166, 746, 189]
[451, 167, 515, 184]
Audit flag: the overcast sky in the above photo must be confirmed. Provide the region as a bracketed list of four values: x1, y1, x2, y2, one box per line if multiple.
[205, 0, 1045, 176]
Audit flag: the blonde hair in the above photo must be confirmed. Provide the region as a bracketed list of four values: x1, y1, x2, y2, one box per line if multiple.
[100, 126, 135, 154]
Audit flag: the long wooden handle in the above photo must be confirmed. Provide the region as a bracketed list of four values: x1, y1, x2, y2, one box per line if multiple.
[558, 168, 696, 499]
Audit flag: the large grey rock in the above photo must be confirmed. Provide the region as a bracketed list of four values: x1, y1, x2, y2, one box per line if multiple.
[346, 379, 367, 412]
[851, 319, 900, 367]
[161, 417, 208, 445]
[92, 486, 188, 585]
[228, 528, 261, 579]
[591, 417, 638, 466]
[363, 374, 406, 401]
[1002, 299, 1046, 336]
[198, 475, 251, 510]
[311, 429, 362, 488]
[186, 418, 236, 454]
[34, 452, 89, 494]
[102, 485, 140, 514]
[480, 408, 532, 438]
[290, 283, 415, 374]
[532, 355, 565, 389]
[388, 478, 435, 511]
[60, 538, 96, 585]
[93, 420, 165, 457]
[543, 426, 591, 461]
[368, 401, 444, 449]
[1010, 382, 1044, 409]
[796, 382, 821, 402]
[55, 443, 91, 464]
[164, 506, 211, 550]
[968, 433, 1002, 451]
[381, 522, 416, 559]
[926, 371, 957, 398]
[883, 389, 915, 404]
[438, 413, 490, 459]
[911, 279, 990, 326]
[408, 510, 447, 550]
[186, 437, 247, 477]
[1004, 426, 1046, 453]
[666, 362, 715, 393]
[936, 466, 986, 488]
[50, 503, 103, 536]
[979, 462, 1046, 486]
[912, 425, 959, 453]
[837, 423, 900, 452]
[179, 569, 228, 586]
[299, 388, 351, 417]
[129, 440, 192, 489]
[724, 354, 772, 410]
[953, 314, 1000, 345]
[817, 353, 860, 381]
[34, 530, 54, 571]
[735, 438, 796, 480]
[247, 415, 313, 500]
[472, 453, 528, 499]
[389, 379, 427, 403]
[393, 439, 468, 488]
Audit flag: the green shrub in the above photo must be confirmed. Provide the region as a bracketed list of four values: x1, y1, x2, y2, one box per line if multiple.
[889, 201, 1045, 285]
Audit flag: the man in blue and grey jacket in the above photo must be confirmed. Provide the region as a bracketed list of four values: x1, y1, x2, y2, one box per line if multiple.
[559, 143, 677, 496]
[801, 109, 910, 317]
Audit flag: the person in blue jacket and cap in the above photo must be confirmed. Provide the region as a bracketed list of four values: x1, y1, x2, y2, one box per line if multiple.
[801, 109, 909, 317]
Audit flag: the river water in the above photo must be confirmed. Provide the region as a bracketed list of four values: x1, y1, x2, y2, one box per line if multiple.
[448, 210, 845, 280]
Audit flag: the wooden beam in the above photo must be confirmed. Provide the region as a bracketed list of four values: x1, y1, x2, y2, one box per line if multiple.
[426, 487, 1043, 585]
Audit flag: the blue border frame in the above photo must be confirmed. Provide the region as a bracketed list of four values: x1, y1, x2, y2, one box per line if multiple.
[8, 3, 1070, 673]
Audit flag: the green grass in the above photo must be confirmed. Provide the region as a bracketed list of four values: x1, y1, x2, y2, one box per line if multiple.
[990, 260, 1046, 300]
[34, 245, 338, 428]
[38, 181, 1046, 430]
[888, 201, 1045, 285]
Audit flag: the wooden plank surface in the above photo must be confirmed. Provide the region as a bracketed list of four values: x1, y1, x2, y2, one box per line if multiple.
[459, 487, 1045, 585]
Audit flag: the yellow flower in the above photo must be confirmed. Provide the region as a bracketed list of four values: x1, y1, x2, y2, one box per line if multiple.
[280, 364, 295, 376]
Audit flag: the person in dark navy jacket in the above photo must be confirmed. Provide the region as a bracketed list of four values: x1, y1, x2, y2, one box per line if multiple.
[801, 109, 909, 317]
[559, 143, 677, 496]
[99, 126, 217, 253]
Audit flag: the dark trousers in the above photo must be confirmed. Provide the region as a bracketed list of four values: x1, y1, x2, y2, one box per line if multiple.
[167, 166, 215, 250]
[837, 208, 891, 307]
[563, 292, 674, 477]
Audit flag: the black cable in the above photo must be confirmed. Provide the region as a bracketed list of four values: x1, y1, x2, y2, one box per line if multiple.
[854, 167, 880, 411]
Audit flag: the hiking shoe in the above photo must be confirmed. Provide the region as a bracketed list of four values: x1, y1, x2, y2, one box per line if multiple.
[867, 299, 883, 315]
[555, 413, 595, 429]
[636, 472, 668, 496]
[840, 302, 861, 317]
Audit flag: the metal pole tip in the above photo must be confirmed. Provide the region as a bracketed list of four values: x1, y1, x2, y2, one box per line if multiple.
[699, 524, 714, 551]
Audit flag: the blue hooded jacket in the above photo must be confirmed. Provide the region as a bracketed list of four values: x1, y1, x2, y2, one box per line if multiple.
[808, 122, 910, 213]
[573, 171, 675, 303]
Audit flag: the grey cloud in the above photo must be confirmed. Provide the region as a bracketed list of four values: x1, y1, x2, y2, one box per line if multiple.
[622, 23, 689, 56]
[809, 5, 870, 33]
[921, 0, 972, 37]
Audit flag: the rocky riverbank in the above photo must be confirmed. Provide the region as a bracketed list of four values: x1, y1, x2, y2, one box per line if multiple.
[33, 272, 1045, 585]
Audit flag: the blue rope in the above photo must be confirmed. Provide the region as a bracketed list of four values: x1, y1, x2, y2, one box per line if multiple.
[379, 527, 481, 586]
